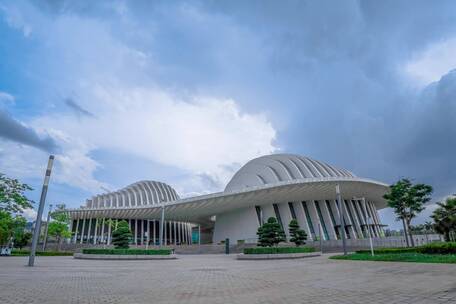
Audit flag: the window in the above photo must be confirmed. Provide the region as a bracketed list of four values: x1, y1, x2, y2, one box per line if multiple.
[301, 201, 315, 235]
[255, 206, 262, 225]
[315, 201, 329, 240]
[272, 203, 283, 229]
[288, 202, 297, 220]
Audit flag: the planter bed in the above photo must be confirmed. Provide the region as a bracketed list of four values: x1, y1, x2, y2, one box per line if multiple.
[74, 248, 177, 260]
[237, 251, 321, 260]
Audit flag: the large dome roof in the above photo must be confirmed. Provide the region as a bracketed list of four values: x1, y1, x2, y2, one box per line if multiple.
[225, 154, 355, 192]
[86, 180, 179, 208]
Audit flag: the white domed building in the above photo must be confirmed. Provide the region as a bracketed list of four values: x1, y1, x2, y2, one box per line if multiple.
[66, 154, 389, 245]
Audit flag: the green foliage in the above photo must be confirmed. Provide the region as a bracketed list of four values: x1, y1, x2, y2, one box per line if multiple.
[356, 248, 418, 254]
[111, 220, 132, 249]
[383, 178, 433, 246]
[48, 204, 71, 251]
[82, 248, 172, 255]
[14, 231, 32, 249]
[257, 217, 286, 247]
[431, 198, 456, 242]
[288, 219, 307, 246]
[416, 242, 456, 254]
[330, 252, 456, 264]
[244, 246, 315, 254]
[0, 212, 28, 246]
[0, 173, 33, 213]
[11, 250, 73, 256]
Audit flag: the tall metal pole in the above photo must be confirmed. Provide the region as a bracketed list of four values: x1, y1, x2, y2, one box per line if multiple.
[336, 184, 347, 255]
[159, 200, 165, 246]
[29, 155, 54, 267]
[42, 204, 53, 251]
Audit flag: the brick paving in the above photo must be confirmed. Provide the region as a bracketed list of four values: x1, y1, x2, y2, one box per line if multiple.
[0, 254, 455, 304]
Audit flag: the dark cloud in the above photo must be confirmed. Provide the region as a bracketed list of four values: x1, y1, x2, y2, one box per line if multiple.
[65, 97, 94, 118]
[0, 110, 58, 153]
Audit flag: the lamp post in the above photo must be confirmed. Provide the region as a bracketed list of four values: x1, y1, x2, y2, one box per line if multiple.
[336, 184, 347, 255]
[29, 155, 54, 267]
[354, 196, 374, 256]
[42, 204, 53, 251]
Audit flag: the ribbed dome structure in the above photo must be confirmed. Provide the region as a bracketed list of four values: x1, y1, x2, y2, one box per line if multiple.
[225, 154, 355, 192]
[86, 180, 179, 208]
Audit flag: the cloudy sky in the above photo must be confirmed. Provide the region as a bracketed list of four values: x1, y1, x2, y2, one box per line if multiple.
[1, 1, 455, 229]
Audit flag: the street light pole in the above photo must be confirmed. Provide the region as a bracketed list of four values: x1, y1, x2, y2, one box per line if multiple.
[336, 184, 347, 255]
[29, 155, 54, 267]
[42, 204, 53, 251]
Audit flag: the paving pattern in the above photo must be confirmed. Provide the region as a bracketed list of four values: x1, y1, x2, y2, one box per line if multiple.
[0, 254, 455, 304]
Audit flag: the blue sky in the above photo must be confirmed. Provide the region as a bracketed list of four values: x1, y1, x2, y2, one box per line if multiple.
[1, 1, 456, 229]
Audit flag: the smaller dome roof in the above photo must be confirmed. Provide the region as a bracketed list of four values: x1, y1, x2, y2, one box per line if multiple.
[225, 154, 355, 192]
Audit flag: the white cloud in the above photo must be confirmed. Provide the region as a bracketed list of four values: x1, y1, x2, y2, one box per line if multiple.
[32, 86, 277, 193]
[22, 208, 37, 221]
[404, 37, 456, 87]
[0, 3, 32, 37]
[0, 91, 15, 106]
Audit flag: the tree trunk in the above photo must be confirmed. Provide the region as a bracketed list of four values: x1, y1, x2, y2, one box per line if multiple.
[406, 219, 415, 247]
[402, 218, 410, 247]
[57, 237, 61, 252]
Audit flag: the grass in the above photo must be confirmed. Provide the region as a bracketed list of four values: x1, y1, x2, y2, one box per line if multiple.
[11, 250, 73, 256]
[244, 246, 315, 255]
[82, 248, 172, 255]
[330, 252, 456, 264]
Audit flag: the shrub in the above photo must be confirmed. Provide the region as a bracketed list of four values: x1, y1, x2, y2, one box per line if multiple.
[417, 242, 456, 254]
[82, 248, 172, 255]
[289, 219, 307, 246]
[111, 220, 132, 249]
[356, 248, 417, 254]
[244, 246, 315, 254]
[257, 217, 286, 247]
[11, 250, 73, 256]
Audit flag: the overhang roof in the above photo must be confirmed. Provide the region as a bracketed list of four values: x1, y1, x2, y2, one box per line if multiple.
[65, 177, 389, 225]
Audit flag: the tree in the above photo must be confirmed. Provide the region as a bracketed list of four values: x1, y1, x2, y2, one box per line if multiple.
[48, 204, 71, 251]
[383, 178, 433, 247]
[431, 197, 456, 242]
[14, 232, 32, 250]
[0, 173, 33, 213]
[111, 220, 132, 249]
[288, 219, 307, 246]
[257, 217, 286, 247]
[0, 210, 13, 245]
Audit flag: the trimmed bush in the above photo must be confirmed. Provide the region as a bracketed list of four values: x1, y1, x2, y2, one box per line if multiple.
[356, 248, 417, 254]
[111, 220, 132, 249]
[244, 246, 315, 255]
[82, 248, 172, 255]
[11, 250, 73, 256]
[416, 242, 456, 254]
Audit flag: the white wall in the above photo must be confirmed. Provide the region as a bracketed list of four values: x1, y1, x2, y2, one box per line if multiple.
[213, 206, 260, 244]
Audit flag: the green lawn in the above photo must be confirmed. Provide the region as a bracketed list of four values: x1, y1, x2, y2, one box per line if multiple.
[330, 252, 456, 264]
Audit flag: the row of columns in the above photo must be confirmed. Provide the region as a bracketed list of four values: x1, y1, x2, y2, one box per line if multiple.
[69, 218, 193, 246]
[256, 199, 383, 242]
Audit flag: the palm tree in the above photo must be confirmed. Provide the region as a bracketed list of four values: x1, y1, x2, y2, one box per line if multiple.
[431, 198, 456, 242]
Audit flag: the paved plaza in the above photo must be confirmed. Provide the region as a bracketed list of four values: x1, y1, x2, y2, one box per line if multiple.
[0, 254, 455, 304]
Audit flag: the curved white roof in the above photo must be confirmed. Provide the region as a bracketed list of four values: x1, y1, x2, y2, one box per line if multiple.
[225, 154, 355, 192]
[85, 180, 179, 208]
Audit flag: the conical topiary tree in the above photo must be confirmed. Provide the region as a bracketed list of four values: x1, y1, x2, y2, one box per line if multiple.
[288, 219, 307, 246]
[111, 220, 132, 249]
[257, 217, 286, 247]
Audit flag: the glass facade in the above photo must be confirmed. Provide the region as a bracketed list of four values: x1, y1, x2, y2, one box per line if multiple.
[325, 200, 339, 240]
[272, 203, 283, 229]
[255, 206, 262, 225]
[301, 201, 315, 236]
[288, 202, 297, 220]
[315, 201, 329, 240]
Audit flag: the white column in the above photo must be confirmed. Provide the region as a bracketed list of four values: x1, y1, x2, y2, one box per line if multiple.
[153, 220, 156, 245]
[174, 221, 177, 245]
[93, 218, 98, 245]
[73, 219, 79, 244]
[178, 222, 182, 244]
[80, 218, 86, 244]
[141, 220, 145, 246]
[146, 220, 150, 246]
[87, 218, 92, 244]
[348, 200, 362, 238]
[188, 224, 192, 244]
[100, 218, 105, 244]
[164, 220, 167, 245]
[107, 220, 112, 245]
[134, 219, 138, 245]
[184, 223, 188, 245]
